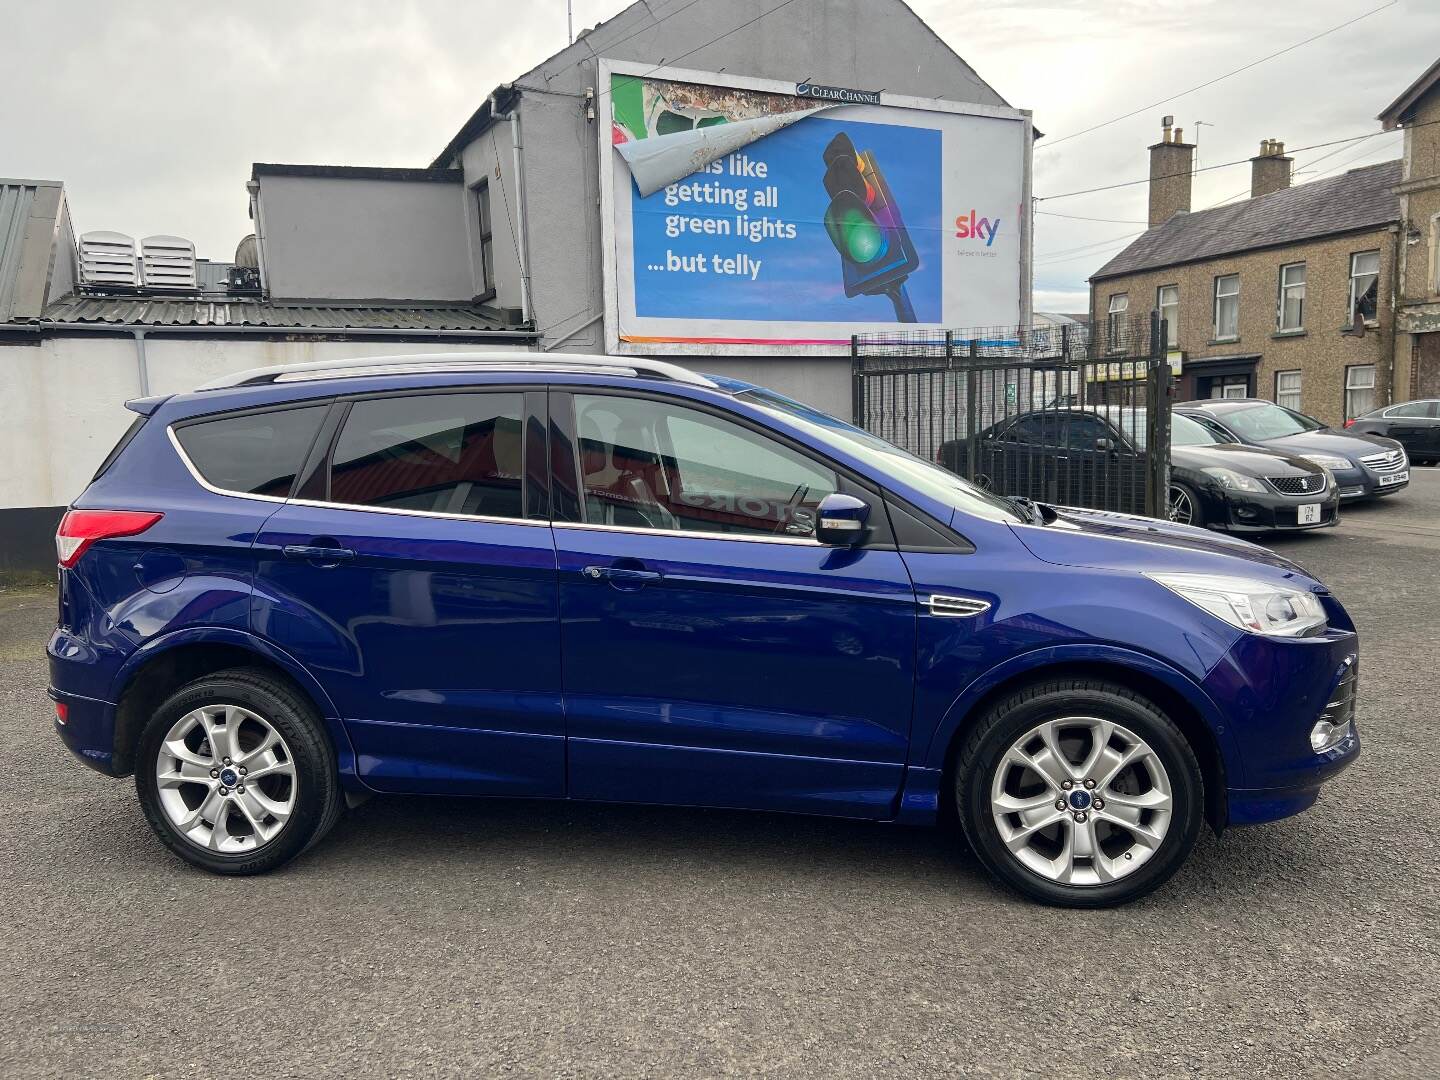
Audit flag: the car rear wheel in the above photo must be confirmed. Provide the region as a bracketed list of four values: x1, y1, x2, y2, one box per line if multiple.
[1167, 481, 1204, 527]
[135, 668, 343, 875]
[955, 679, 1204, 907]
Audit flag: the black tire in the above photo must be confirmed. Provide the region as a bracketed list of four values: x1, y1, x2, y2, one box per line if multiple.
[955, 678, 1204, 908]
[135, 668, 343, 875]
[1168, 480, 1205, 528]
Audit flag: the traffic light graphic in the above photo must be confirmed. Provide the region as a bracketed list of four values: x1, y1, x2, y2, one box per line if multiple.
[822, 131, 922, 322]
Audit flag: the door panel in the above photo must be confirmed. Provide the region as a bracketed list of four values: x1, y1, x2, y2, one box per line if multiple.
[252, 389, 563, 797]
[553, 390, 917, 818]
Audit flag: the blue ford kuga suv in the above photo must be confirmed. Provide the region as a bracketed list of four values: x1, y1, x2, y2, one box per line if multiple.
[48, 354, 1361, 907]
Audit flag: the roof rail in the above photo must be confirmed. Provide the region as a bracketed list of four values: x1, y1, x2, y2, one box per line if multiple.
[194, 351, 718, 391]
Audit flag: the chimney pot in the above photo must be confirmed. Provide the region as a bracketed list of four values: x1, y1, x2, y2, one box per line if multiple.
[1174, 126, 1183, 142]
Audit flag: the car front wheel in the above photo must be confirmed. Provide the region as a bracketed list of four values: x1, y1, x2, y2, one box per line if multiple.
[135, 668, 343, 875]
[956, 679, 1204, 907]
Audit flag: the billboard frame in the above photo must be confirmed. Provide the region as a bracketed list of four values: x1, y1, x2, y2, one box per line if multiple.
[597, 57, 1034, 358]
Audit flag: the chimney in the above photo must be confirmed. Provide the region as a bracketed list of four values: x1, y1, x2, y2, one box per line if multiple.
[1148, 118, 1195, 227]
[1250, 139, 1293, 199]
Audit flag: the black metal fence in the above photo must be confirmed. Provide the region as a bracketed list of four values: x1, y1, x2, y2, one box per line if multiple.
[852, 314, 1172, 516]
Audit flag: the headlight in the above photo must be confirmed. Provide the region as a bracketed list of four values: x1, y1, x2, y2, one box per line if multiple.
[1202, 467, 1266, 492]
[1304, 453, 1352, 472]
[1146, 572, 1327, 637]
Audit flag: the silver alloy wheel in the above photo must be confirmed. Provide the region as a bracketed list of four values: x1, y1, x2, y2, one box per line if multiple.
[1168, 484, 1194, 525]
[154, 704, 297, 853]
[989, 716, 1173, 886]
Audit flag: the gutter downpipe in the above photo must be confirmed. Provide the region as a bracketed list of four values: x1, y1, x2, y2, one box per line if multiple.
[246, 180, 270, 297]
[491, 89, 534, 326]
[133, 329, 150, 395]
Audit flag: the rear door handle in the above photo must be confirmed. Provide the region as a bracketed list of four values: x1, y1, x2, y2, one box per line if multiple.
[283, 544, 356, 565]
[582, 565, 662, 585]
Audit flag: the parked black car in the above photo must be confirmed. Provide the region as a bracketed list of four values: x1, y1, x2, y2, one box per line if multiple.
[1177, 398, 1409, 501]
[940, 408, 1338, 532]
[1345, 399, 1440, 465]
[1168, 412, 1338, 531]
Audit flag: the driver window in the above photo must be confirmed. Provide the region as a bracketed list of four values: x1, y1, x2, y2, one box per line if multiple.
[573, 394, 838, 537]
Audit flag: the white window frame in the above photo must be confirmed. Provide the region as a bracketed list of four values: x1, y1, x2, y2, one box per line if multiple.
[1344, 364, 1376, 422]
[1275, 369, 1302, 411]
[1213, 274, 1240, 341]
[1156, 284, 1179, 348]
[1348, 250, 1380, 328]
[1277, 262, 1305, 332]
[1106, 293, 1129, 352]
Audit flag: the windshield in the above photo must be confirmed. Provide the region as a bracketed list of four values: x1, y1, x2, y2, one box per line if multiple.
[1172, 412, 1231, 447]
[1221, 403, 1324, 440]
[734, 387, 1024, 524]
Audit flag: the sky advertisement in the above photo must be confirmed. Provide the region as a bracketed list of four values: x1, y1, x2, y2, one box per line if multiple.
[600, 61, 1031, 354]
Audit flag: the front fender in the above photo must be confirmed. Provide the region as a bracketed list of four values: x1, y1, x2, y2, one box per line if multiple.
[918, 643, 1242, 780]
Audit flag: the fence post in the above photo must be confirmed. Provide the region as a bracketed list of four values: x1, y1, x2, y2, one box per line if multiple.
[965, 337, 980, 479]
[851, 334, 863, 426]
[1145, 311, 1173, 518]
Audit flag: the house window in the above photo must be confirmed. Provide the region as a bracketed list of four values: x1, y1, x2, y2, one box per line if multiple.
[1157, 285, 1179, 348]
[1348, 250, 1379, 327]
[1213, 274, 1239, 341]
[1275, 370, 1302, 411]
[1278, 263, 1305, 332]
[1106, 293, 1128, 351]
[1345, 365, 1376, 421]
[474, 180, 495, 297]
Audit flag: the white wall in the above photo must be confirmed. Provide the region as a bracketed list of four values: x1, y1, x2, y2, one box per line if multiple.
[0, 336, 520, 511]
[255, 173, 475, 301]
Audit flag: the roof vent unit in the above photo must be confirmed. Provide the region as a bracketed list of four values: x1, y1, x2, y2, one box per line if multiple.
[79, 231, 139, 290]
[140, 235, 199, 291]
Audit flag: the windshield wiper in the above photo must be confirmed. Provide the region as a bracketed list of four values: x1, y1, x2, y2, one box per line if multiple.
[1007, 496, 1039, 524]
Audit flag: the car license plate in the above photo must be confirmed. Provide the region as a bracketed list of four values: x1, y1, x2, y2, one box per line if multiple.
[1297, 503, 1321, 525]
[1379, 470, 1409, 487]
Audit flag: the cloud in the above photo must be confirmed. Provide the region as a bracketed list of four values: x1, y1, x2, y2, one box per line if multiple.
[4, 0, 1434, 308]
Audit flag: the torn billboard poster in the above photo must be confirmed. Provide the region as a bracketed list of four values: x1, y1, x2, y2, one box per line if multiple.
[601, 61, 1031, 353]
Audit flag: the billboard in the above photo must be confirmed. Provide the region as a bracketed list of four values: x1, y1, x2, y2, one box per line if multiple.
[599, 60, 1032, 355]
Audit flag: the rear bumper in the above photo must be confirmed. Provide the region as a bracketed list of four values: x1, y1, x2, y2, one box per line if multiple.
[49, 686, 121, 776]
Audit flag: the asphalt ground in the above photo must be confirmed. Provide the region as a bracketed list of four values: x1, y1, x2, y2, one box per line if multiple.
[2, 470, 1437, 1078]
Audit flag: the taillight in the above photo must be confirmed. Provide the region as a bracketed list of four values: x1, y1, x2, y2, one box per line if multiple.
[1343, 419, 1356, 428]
[55, 509, 163, 568]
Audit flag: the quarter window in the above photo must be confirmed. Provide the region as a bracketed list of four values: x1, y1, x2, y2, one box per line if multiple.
[1348, 251, 1380, 327]
[175, 405, 328, 497]
[573, 394, 838, 537]
[1156, 285, 1179, 348]
[1106, 293, 1128, 352]
[1275, 370, 1302, 411]
[1213, 274, 1240, 341]
[1344, 366, 1376, 422]
[1278, 263, 1305, 332]
[329, 393, 525, 519]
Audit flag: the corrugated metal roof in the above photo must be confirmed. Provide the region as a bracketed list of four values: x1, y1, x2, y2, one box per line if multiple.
[1092, 161, 1402, 281]
[39, 294, 525, 333]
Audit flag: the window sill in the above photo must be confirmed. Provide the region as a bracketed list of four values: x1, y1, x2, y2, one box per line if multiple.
[1338, 322, 1379, 332]
[472, 288, 497, 304]
[1272, 330, 1306, 339]
[1208, 338, 1240, 346]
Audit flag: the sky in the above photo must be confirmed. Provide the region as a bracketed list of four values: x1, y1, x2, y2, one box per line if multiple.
[4, 0, 1437, 314]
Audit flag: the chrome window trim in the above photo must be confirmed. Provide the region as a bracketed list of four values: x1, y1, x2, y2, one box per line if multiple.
[552, 519, 823, 547]
[168, 424, 547, 528]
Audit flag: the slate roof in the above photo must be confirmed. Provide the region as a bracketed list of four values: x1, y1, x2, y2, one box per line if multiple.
[35, 294, 529, 335]
[1091, 160, 1401, 282]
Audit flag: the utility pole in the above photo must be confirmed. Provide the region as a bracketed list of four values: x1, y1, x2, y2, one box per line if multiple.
[567, 0, 574, 44]
[1192, 120, 1213, 174]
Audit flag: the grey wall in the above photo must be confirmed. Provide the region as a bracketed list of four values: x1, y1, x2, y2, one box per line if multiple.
[457, 121, 525, 312]
[445, 0, 1016, 410]
[256, 174, 475, 301]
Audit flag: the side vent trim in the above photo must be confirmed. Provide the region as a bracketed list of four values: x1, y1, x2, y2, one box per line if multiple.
[927, 594, 992, 618]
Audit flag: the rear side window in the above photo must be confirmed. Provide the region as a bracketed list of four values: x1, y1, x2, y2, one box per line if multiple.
[329, 392, 525, 519]
[175, 405, 328, 497]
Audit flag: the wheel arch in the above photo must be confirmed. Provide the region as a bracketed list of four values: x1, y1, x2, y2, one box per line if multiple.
[927, 647, 1233, 833]
[109, 628, 354, 779]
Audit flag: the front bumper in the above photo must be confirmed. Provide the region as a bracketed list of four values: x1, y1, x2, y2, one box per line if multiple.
[1204, 616, 1360, 827]
[1333, 464, 1409, 499]
[1202, 485, 1341, 533]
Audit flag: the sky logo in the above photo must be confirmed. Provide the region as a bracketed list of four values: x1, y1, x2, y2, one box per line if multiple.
[955, 210, 1001, 247]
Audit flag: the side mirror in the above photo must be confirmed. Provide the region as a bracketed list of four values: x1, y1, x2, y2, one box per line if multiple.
[1094, 436, 1116, 451]
[815, 492, 870, 547]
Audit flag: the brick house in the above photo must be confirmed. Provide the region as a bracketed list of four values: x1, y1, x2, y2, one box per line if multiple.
[1088, 123, 1400, 425]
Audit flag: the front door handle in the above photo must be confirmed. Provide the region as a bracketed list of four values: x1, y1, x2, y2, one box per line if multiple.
[582, 565, 662, 586]
[283, 544, 356, 565]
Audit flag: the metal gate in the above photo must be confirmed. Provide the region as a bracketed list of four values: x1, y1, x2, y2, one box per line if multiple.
[852, 314, 1172, 517]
